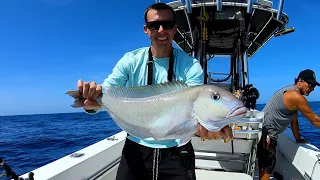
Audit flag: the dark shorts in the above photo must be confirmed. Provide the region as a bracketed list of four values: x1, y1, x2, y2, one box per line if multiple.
[116, 138, 196, 180]
[257, 127, 277, 174]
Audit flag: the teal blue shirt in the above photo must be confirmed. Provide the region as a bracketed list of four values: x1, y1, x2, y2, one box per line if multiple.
[101, 47, 204, 148]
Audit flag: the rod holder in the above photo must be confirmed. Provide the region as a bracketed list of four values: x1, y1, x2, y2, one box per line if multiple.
[185, 0, 192, 13]
[247, 0, 253, 14]
[274, 27, 295, 37]
[216, 0, 222, 11]
[276, 0, 284, 20]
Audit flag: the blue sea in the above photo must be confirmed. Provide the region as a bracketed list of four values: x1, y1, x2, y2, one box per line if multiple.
[1, 102, 320, 179]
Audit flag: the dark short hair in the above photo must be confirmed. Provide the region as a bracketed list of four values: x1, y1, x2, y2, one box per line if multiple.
[144, 3, 176, 23]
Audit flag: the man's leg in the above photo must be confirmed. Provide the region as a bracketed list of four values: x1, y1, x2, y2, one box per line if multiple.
[259, 169, 271, 180]
[264, 138, 277, 179]
[257, 127, 270, 180]
[257, 142, 270, 180]
[257, 136, 277, 180]
[157, 141, 196, 180]
[116, 139, 197, 180]
[115, 138, 151, 180]
[259, 150, 276, 180]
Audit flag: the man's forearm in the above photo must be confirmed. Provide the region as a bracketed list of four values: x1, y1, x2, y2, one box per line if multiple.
[311, 120, 320, 129]
[291, 119, 302, 142]
[309, 114, 320, 129]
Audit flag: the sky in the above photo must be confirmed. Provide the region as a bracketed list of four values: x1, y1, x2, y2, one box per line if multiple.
[0, 0, 319, 116]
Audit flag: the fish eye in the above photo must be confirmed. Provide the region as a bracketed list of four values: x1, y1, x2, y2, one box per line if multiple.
[211, 93, 220, 100]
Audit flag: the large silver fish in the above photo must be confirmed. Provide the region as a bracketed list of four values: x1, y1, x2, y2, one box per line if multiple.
[66, 81, 247, 144]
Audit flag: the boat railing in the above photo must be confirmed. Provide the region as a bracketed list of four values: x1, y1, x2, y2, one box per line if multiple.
[165, 0, 283, 20]
[207, 72, 233, 92]
[192, 109, 263, 176]
[232, 110, 263, 140]
[208, 72, 232, 84]
[213, 0, 276, 12]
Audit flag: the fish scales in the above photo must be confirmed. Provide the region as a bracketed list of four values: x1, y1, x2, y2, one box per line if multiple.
[66, 81, 248, 144]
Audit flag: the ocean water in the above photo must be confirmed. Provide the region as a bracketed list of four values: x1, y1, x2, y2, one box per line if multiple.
[1, 102, 320, 179]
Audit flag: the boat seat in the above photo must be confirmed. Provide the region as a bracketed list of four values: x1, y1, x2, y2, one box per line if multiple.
[196, 169, 253, 180]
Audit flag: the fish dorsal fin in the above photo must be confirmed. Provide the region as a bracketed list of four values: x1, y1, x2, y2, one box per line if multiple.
[104, 81, 188, 98]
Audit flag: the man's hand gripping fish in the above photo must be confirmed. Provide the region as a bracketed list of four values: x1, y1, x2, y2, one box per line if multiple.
[66, 81, 247, 145]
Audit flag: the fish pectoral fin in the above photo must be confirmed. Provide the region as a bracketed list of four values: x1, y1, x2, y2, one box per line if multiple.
[191, 110, 221, 132]
[177, 137, 192, 147]
[197, 119, 221, 132]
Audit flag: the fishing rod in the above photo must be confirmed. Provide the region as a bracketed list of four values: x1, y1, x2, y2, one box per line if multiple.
[0, 157, 34, 180]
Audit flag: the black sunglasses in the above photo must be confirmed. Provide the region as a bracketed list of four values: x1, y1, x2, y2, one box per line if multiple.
[303, 80, 316, 88]
[308, 83, 316, 88]
[146, 20, 175, 30]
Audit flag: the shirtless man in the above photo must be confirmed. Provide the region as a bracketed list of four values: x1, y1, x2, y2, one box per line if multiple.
[258, 69, 320, 180]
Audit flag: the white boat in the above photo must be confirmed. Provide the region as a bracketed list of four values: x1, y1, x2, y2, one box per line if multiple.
[15, 0, 320, 180]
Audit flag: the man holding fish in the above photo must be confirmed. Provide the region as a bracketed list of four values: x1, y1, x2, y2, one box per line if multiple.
[74, 3, 239, 180]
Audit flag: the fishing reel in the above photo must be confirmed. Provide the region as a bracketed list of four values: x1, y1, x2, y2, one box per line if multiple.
[238, 84, 260, 110]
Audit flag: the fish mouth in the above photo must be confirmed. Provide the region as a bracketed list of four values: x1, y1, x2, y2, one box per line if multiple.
[226, 106, 248, 118]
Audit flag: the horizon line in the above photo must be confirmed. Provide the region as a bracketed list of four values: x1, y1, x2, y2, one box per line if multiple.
[2, 100, 320, 117]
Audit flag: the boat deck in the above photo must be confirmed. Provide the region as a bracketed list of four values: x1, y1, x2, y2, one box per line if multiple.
[196, 169, 253, 180]
[18, 128, 320, 180]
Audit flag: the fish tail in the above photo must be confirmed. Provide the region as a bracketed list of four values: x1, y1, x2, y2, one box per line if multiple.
[65, 90, 85, 108]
